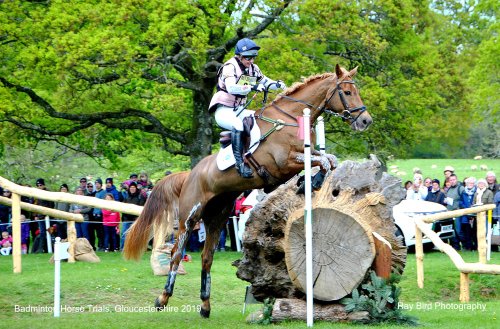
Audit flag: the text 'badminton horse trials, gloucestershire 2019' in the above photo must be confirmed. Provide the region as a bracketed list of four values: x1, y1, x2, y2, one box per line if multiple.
[123, 64, 373, 318]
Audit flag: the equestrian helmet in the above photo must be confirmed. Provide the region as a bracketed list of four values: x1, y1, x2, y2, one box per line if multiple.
[235, 38, 260, 56]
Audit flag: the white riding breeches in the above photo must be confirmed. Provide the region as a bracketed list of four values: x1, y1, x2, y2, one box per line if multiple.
[214, 106, 253, 131]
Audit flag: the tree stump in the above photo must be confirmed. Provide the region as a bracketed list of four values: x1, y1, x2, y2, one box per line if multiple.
[235, 155, 407, 307]
[284, 207, 375, 301]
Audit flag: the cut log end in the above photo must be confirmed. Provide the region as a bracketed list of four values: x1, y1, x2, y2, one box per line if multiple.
[284, 207, 375, 301]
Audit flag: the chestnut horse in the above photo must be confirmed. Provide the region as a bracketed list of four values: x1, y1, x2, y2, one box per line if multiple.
[123, 64, 372, 317]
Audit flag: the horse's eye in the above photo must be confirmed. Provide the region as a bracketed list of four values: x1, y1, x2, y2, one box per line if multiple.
[344, 90, 351, 96]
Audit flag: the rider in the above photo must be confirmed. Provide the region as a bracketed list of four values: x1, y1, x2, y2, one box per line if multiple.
[208, 38, 286, 178]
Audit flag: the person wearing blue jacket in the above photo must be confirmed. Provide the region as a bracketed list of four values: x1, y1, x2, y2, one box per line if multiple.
[105, 178, 120, 201]
[459, 177, 476, 251]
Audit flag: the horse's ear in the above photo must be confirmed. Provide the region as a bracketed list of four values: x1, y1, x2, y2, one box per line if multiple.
[349, 66, 359, 77]
[335, 64, 343, 78]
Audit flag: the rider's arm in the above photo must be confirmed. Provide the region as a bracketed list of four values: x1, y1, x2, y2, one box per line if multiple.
[260, 76, 286, 90]
[220, 65, 252, 95]
[225, 76, 252, 95]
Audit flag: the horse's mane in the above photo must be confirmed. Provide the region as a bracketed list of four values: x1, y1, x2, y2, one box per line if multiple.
[275, 72, 338, 101]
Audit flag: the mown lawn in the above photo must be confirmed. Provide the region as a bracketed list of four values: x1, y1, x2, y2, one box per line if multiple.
[387, 158, 499, 183]
[0, 249, 498, 329]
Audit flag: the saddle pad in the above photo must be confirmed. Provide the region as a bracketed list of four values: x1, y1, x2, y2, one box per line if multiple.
[216, 115, 261, 170]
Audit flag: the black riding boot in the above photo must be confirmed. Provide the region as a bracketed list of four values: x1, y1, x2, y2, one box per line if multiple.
[231, 128, 253, 178]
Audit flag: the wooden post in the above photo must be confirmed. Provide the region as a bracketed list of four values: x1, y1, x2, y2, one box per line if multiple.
[459, 272, 470, 302]
[477, 211, 487, 264]
[415, 224, 424, 288]
[67, 220, 77, 263]
[11, 193, 22, 273]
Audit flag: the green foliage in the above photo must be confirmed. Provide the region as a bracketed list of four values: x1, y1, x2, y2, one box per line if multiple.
[341, 271, 418, 325]
[0, 0, 498, 167]
[256, 297, 275, 325]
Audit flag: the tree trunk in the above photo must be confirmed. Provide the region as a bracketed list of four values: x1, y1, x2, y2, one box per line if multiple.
[284, 207, 376, 301]
[235, 155, 407, 303]
[189, 89, 214, 167]
[271, 298, 369, 323]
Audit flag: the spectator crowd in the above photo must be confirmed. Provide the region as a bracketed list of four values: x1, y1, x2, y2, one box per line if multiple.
[0, 172, 157, 254]
[404, 167, 499, 251]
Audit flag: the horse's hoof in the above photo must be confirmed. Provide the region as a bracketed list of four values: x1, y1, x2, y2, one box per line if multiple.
[200, 307, 210, 318]
[154, 297, 165, 311]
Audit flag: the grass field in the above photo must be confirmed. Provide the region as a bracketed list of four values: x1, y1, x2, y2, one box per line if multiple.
[1, 249, 498, 329]
[386, 158, 499, 184]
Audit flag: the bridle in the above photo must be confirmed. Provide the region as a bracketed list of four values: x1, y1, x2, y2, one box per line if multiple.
[278, 76, 367, 124]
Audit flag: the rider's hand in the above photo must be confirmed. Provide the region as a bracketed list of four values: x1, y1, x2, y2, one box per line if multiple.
[276, 80, 286, 89]
[252, 84, 265, 92]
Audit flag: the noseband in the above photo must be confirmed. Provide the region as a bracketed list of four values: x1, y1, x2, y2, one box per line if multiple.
[280, 77, 366, 124]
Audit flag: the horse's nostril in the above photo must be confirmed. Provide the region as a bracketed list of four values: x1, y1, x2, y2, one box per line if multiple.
[362, 119, 368, 125]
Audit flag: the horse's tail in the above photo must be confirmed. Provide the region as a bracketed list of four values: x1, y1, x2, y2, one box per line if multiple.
[123, 171, 189, 261]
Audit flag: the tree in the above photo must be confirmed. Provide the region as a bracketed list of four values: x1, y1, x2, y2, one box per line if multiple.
[0, 0, 293, 168]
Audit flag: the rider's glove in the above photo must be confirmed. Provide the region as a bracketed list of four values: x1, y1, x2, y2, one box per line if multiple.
[276, 80, 286, 89]
[252, 84, 266, 92]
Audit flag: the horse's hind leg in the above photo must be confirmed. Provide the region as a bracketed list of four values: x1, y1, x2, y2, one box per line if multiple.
[155, 202, 201, 310]
[199, 224, 223, 318]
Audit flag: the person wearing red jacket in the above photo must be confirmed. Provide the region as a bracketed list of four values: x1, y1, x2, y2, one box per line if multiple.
[102, 194, 120, 252]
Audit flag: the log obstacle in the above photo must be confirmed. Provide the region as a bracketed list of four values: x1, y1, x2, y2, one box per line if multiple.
[0, 176, 143, 273]
[236, 156, 407, 322]
[413, 204, 499, 302]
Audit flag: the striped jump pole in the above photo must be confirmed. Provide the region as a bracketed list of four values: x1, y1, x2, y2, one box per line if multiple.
[302, 108, 314, 327]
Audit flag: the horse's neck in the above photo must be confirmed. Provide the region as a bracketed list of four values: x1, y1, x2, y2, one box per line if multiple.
[271, 76, 333, 123]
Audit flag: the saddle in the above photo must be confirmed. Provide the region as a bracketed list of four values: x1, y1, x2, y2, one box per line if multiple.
[219, 116, 254, 150]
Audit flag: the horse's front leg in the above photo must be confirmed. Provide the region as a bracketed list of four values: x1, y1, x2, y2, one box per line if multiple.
[293, 151, 337, 192]
[199, 225, 222, 318]
[155, 203, 201, 310]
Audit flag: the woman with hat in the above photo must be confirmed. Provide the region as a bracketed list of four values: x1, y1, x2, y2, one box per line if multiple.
[208, 38, 286, 178]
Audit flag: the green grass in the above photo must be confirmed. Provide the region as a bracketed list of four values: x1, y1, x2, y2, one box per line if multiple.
[1, 250, 499, 328]
[386, 158, 499, 184]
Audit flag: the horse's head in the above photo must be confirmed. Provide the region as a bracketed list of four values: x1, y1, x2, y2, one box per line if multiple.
[323, 65, 372, 131]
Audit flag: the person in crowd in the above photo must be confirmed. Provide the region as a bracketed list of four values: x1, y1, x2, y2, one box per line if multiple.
[445, 174, 464, 250]
[0, 231, 13, 256]
[474, 178, 494, 206]
[404, 180, 413, 190]
[91, 178, 106, 251]
[443, 166, 455, 181]
[104, 178, 120, 201]
[119, 181, 129, 202]
[459, 177, 476, 251]
[69, 187, 91, 240]
[79, 177, 89, 196]
[443, 176, 452, 193]
[494, 189, 500, 220]
[405, 174, 428, 201]
[86, 181, 96, 196]
[208, 38, 286, 178]
[20, 214, 30, 254]
[32, 178, 55, 253]
[0, 189, 12, 234]
[423, 177, 432, 192]
[129, 173, 139, 183]
[425, 179, 446, 206]
[53, 184, 71, 240]
[138, 172, 153, 199]
[102, 193, 120, 252]
[485, 171, 498, 194]
[120, 182, 145, 250]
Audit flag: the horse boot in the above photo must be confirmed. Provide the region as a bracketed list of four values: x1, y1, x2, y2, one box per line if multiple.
[231, 128, 253, 178]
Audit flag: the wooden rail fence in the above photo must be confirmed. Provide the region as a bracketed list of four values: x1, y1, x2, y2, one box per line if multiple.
[0, 176, 143, 273]
[414, 204, 499, 302]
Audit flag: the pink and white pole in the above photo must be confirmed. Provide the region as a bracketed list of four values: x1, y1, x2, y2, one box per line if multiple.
[302, 108, 314, 327]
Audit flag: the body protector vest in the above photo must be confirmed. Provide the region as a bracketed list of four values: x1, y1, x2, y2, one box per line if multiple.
[208, 57, 263, 113]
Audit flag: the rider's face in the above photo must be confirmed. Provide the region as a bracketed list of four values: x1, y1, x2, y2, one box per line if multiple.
[240, 55, 256, 68]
